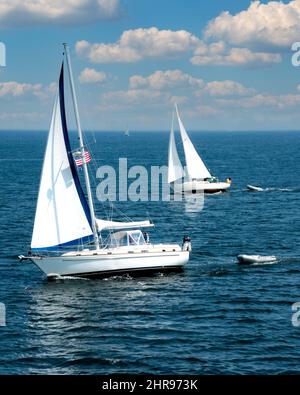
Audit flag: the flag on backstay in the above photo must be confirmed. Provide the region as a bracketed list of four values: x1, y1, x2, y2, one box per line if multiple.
[73, 151, 91, 167]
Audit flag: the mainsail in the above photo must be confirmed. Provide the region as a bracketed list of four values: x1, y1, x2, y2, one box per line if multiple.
[168, 111, 184, 184]
[175, 104, 211, 180]
[31, 65, 93, 250]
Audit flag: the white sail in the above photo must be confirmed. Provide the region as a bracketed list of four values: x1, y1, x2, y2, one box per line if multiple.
[31, 66, 93, 250]
[168, 112, 184, 184]
[175, 104, 211, 180]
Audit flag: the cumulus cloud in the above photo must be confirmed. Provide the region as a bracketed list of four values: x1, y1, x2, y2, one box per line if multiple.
[129, 70, 204, 90]
[216, 94, 300, 109]
[100, 89, 190, 113]
[0, 81, 42, 97]
[0, 81, 56, 99]
[76, 27, 200, 63]
[102, 89, 167, 104]
[203, 80, 255, 96]
[79, 68, 107, 83]
[128, 69, 255, 98]
[75, 2, 294, 67]
[191, 45, 282, 66]
[204, 0, 300, 50]
[0, 0, 121, 28]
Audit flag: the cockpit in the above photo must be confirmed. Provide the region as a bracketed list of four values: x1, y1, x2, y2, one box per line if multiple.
[108, 230, 147, 248]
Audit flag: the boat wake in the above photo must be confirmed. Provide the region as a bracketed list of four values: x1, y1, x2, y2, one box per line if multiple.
[47, 274, 90, 281]
[246, 185, 300, 193]
[103, 273, 133, 281]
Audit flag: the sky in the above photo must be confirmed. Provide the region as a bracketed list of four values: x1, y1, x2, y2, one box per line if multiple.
[1, 0, 300, 131]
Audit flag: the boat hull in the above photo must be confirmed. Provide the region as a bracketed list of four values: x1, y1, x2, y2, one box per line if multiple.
[173, 181, 231, 194]
[247, 185, 264, 192]
[31, 248, 189, 278]
[237, 254, 277, 265]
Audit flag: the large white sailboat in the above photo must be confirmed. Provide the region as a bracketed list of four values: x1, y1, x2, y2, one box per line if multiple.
[168, 104, 231, 194]
[22, 45, 190, 279]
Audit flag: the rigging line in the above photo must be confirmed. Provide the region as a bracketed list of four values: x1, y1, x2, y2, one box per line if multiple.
[81, 129, 149, 224]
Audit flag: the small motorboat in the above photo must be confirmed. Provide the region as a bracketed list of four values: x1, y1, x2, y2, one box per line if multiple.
[237, 254, 277, 265]
[247, 185, 264, 192]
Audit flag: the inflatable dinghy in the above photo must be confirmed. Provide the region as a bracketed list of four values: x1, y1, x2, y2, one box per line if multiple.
[237, 254, 277, 265]
[247, 185, 264, 192]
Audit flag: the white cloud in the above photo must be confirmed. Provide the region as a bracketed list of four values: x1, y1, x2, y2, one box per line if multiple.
[216, 94, 300, 109]
[102, 89, 167, 104]
[204, 0, 300, 50]
[184, 105, 221, 118]
[79, 68, 107, 83]
[76, 27, 200, 63]
[0, 81, 56, 99]
[129, 70, 254, 97]
[191, 46, 281, 66]
[0, 0, 121, 28]
[0, 81, 42, 97]
[0, 111, 41, 120]
[129, 70, 204, 90]
[203, 80, 255, 96]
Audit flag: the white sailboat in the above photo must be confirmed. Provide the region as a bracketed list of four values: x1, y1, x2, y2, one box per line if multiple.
[23, 45, 190, 279]
[168, 104, 231, 194]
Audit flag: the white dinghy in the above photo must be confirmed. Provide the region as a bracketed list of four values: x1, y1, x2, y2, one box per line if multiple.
[168, 104, 231, 194]
[247, 185, 264, 192]
[23, 45, 190, 279]
[237, 254, 277, 265]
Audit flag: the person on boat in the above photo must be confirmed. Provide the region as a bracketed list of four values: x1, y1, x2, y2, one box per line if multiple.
[143, 231, 150, 244]
[226, 177, 232, 184]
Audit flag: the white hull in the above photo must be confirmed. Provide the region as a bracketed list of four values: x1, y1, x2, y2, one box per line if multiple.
[247, 185, 264, 192]
[31, 244, 189, 278]
[173, 181, 231, 194]
[237, 254, 277, 265]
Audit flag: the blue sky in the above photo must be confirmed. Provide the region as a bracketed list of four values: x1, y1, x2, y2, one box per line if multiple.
[0, 0, 300, 131]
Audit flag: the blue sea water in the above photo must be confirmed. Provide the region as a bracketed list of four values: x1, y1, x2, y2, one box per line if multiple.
[0, 130, 300, 374]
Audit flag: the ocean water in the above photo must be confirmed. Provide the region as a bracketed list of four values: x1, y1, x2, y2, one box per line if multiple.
[0, 130, 300, 374]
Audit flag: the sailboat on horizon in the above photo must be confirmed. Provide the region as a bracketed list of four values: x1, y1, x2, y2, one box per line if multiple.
[20, 45, 190, 279]
[168, 104, 231, 194]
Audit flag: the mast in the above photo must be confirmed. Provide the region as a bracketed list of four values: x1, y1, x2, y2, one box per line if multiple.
[63, 43, 100, 249]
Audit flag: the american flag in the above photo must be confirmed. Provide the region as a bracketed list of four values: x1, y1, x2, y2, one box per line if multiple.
[74, 150, 91, 167]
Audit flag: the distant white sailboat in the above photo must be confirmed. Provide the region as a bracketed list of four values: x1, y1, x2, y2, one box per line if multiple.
[124, 129, 130, 137]
[22, 45, 190, 279]
[168, 104, 231, 194]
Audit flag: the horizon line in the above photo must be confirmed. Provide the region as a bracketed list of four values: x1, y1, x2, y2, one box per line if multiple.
[1, 129, 300, 133]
